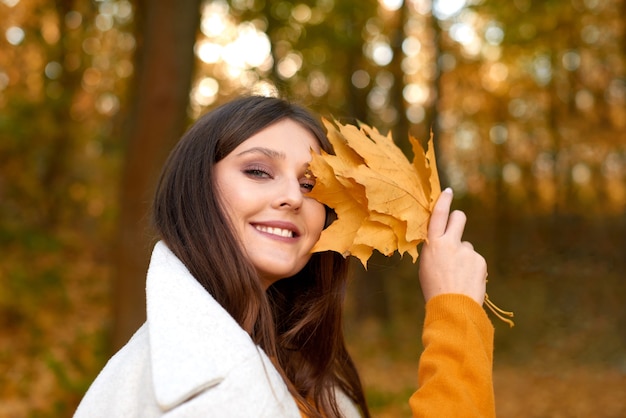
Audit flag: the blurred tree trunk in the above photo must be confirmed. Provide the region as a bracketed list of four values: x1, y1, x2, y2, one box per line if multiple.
[112, 0, 201, 351]
[345, 5, 390, 324]
[388, 3, 408, 150]
[428, 11, 446, 188]
[492, 128, 510, 275]
[42, 0, 82, 228]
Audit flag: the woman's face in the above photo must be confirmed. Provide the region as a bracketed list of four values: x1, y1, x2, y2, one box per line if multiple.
[215, 119, 326, 288]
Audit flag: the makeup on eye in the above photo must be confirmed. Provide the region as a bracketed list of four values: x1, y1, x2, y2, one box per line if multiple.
[243, 165, 316, 192]
[243, 165, 273, 179]
[299, 176, 315, 192]
[301, 169, 317, 192]
[239, 153, 316, 193]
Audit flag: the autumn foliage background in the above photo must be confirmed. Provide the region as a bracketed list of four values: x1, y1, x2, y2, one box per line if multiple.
[1, 0, 625, 417]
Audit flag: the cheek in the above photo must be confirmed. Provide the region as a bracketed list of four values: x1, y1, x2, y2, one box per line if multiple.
[217, 187, 237, 211]
[214, 180, 247, 229]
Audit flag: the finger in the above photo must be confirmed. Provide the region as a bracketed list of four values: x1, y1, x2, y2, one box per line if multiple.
[462, 241, 474, 250]
[445, 210, 467, 242]
[428, 188, 453, 239]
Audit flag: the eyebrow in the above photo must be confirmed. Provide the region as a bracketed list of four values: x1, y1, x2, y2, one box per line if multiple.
[236, 147, 286, 159]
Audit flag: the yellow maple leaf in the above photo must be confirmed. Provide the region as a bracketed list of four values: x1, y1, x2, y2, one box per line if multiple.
[308, 118, 515, 327]
[308, 118, 440, 267]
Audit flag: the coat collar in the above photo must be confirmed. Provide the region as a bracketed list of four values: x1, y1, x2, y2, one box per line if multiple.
[146, 241, 259, 411]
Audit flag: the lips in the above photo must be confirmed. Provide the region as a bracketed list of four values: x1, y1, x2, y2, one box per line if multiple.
[252, 222, 300, 238]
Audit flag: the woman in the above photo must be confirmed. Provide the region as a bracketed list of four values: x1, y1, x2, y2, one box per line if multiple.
[74, 96, 494, 417]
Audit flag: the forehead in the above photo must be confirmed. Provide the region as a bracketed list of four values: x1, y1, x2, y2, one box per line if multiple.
[235, 119, 321, 154]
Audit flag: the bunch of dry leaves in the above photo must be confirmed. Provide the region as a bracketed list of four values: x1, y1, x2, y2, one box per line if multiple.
[308, 119, 514, 326]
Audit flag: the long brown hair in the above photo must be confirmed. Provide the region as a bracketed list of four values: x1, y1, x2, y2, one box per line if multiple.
[152, 96, 369, 417]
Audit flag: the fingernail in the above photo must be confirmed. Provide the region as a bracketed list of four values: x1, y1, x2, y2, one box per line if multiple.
[443, 187, 453, 194]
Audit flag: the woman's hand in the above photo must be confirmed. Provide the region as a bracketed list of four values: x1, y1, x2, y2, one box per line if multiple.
[418, 188, 487, 305]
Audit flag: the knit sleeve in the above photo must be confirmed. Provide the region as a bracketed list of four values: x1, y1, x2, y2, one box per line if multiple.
[409, 294, 495, 418]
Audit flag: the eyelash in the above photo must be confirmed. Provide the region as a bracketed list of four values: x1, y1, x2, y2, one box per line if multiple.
[300, 180, 315, 191]
[243, 166, 315, 192]
[243, 167, 272, 179]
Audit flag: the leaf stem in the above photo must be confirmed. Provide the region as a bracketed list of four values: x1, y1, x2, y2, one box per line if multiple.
[484, 293, 515, 327]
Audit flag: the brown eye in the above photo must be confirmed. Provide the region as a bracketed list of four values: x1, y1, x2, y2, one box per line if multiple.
[300, 178, 315, 192]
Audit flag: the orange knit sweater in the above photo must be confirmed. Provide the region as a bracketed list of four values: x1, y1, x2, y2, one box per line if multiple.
[300, 294, 495, 417]
[409, 293, 495, 417]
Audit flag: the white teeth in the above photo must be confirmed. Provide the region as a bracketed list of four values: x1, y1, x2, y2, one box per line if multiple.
[255, 225, 294, 238]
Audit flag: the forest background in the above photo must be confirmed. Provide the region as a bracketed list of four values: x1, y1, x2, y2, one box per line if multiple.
[1, 0, 625, 416]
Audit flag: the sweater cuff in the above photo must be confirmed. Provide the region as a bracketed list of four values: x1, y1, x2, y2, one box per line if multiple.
[424, 294, 494, 339]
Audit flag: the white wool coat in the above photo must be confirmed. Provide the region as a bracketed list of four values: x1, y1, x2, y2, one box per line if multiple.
[74, 241, 359, 418]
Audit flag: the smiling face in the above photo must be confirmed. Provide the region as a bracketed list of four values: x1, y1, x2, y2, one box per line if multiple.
[214, 118, 326, 288]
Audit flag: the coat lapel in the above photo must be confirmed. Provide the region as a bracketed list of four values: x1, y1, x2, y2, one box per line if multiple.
[146, 241, 259, 411]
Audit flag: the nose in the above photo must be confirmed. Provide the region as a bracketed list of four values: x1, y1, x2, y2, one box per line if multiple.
[274, 177, 303, 211]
